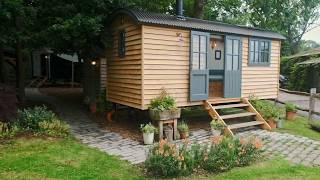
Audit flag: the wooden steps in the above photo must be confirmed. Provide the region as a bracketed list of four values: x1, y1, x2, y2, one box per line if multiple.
[203, 98, 271, 136]
[219, 112, 256, 120]
[213, 103, 249, 109]
[229, 121, 264, 130]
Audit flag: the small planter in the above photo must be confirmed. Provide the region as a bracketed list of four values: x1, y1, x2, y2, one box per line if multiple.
[149, 108, 181, 121]
[179, 131, 189, 139]
[143, 132, 154, 145]
[276, 119, 283, 128]
[267, 119, 277, 129]
[211, 128, 222, 136]
[286, 111, 296, 120]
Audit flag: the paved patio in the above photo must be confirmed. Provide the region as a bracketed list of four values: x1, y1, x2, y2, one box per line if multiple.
[26, 88, 320, 165]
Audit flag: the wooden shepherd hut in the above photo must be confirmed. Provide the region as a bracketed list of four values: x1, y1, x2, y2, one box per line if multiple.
[106, 0, 285, 135]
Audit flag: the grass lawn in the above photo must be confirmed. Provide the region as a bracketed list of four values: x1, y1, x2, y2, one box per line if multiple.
[0, 137, 143, 179]
[276, 116, 320, 140]
[204, 159, 320, 180]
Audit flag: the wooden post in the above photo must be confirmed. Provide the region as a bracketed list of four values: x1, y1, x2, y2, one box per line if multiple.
[309, 88, 316, 121]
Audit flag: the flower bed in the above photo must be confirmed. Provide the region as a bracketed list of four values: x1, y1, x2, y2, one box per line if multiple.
[145, 136, 262, 177]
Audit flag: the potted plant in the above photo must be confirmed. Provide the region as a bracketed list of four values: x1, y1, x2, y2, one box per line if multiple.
[210, 119, 225, 136]
[285, 103, 297, 120]
[149, 90, 181, 121]
[140, 123, 157, 145]
[177, 121, 189, 139]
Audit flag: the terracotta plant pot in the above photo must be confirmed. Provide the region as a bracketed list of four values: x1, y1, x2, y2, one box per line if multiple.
[286, 111, 296, 120]
[179, 131, 189, 139]
[267, 119, 277, 129]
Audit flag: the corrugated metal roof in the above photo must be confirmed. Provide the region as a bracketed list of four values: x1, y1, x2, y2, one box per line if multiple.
[112, 8, 286, 40]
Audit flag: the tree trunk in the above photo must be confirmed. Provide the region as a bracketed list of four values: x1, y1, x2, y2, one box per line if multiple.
[193, 0, 207, 18]
[16, 39, 25, 103]
[0, 44, 4, 83]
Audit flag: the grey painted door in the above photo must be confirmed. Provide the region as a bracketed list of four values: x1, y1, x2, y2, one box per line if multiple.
[190, 31, 210, 101]
[224, 36, 242, 98]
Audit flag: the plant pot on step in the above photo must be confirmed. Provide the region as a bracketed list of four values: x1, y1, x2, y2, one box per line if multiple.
[211, 128, 222, 136]
[267, 119, 277, 129]
[286, 111, 296, 120]
[276, 119, 283, 128]
[143, 132, 154, 145]
[179, 131, 189, 139]
[149, 108, 181, 121]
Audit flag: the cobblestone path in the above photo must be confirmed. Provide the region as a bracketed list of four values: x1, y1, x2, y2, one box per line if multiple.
[26, 88, 320, 166]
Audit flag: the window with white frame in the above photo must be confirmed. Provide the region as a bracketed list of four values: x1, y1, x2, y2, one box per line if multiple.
[249, 39, 271, 65]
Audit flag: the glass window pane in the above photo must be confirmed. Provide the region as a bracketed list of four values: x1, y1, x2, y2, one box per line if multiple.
[250, 40, 255, 51]
[255, 52, 259, 62]
[192, 53, 199, 69]
[226, 55, 232, 70]
[233, 40, 239, 55]
[265, 42, 270, 52]
[255, 41, 259, 52]
[226, 39, 233, 54]
[265, 52, 269, 62]
[199, 53, 206, 70]
[193, 35, 199, 52]
[261, 52, 265, 62]
[200, 36, 206, 53]
[233, 55, 239, 70]
[260, 41, 265, 51]
[250, 52, 255, 62]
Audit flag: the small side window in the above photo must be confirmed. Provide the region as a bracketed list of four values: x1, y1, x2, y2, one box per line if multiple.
[118, 30, 125, 58]
[248, 38, 271, 66]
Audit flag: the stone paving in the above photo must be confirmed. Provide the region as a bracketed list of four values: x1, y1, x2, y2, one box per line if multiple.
[26, 88, 320, 166]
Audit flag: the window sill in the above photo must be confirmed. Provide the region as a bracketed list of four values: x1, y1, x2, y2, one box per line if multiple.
[248, 63, 270, 67]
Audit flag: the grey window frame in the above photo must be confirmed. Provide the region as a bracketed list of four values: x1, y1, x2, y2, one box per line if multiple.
[118, 30, 126, 58]
[248, 38, 271, 66]
[191, 32, 209, 70]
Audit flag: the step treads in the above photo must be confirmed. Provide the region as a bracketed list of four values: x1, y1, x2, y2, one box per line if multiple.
[220, 112, 256, 119]
[228, 121, 264, 130]
[213, 103, 249, 109]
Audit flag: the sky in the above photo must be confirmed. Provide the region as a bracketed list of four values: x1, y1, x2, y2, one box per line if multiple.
[302, 19, 320, 43]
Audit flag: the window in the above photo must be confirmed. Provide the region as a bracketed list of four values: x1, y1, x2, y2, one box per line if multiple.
[118, 30, 125, 58]
[192, 34, 208, 70]
[249, 39, 271, 65]
[226, 38, 240, 71]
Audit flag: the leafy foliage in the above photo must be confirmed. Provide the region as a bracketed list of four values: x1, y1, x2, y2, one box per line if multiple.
[177, 121, 189, 132]
[149, 90, 177, 111]
[285, 103, 297, 112]
[210, 120, 226, 130]
[145, 136, 262, 177]
[0, 121, 19, 138]
[38, 119, 70, 137]
[250, 97, 282, 120]
[16, 106, 56, 131]
[140, 123, 157, 133]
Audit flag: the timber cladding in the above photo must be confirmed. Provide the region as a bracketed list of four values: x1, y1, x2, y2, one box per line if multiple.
[106, 15, 143, 109]
[241, 37, 280, 99]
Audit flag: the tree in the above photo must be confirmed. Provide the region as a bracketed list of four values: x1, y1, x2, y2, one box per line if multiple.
[245, 0, 320, 55]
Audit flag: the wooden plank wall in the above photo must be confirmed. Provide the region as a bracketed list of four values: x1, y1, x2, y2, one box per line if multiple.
[142, 25, 195, 109]
[241, 37, 280, 99]
[106, 15, 143, 109]
[100, 58, 107, 90]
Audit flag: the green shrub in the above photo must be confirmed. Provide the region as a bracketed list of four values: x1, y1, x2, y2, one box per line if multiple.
[249, 98, 282, 120]
[285, 102, 297, 112]
[149, 90, 177, 111]
[177, 121, 189, 132]
[309, 120, 320, 132]
[38, 119, 70, 137]
[16, 106, 56, 131]
[140, 123, 157, 133]
[0, 122, 19, 138]
[145, 140, 202, 177]
[202, 136, 262, 172]
[210, 120, 225, 130]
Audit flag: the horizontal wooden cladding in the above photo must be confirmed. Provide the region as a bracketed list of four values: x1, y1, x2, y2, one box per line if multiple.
[144, 26, 189, 37]
[144, 49, 189, 56]
[108, 78, 142, 85]
[107, 64, 141, 70]
[144, 38, 189, 47]
[107, 73, 141, 80]
[144, 84, 188, 90]
[108, 60, 141, 65]
[144, 69, 188, 75]
[143, 65, 188, 70]
[144, 79, 188, 85]
[144, 60, 189, 65]
[108, 69, 141, 75]
[107, 82, 141, 90]
[108, 90, 141, 99]
[144, 54, 189, 61]
[144, 74, 189, 80]
[108, 97, 141, 109]
[144, 44, 189, 51]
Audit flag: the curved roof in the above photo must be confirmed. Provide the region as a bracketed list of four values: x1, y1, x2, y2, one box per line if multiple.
[111, 8, 286, 40]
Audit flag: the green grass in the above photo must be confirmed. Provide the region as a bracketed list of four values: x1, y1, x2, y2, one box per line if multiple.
[0, 137, 143, 179]
[276, 116, 320, 140]
[205, 159, 320, 180]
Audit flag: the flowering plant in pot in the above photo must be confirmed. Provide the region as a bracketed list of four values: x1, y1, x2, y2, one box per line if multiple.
[140, 123, 157, 145]
[149, 90, 181, 121]
[177, 121, 189, 139]
[285, 103, 297, 120]
[210, 119, 225, 136]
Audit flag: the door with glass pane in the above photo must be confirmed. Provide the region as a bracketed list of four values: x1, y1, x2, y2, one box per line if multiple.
[224, 36, 241, 98]
[189, 31, 210, 101]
